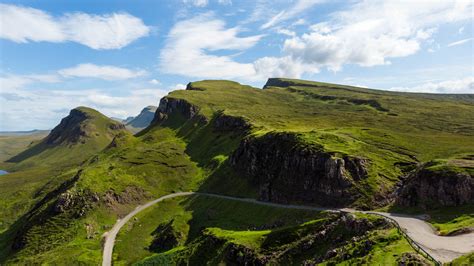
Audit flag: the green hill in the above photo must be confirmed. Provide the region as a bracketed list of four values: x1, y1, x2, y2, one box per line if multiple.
[0, 107, 127, 253]
[0, 79, 472, 264]
[7, 107, 127, 170]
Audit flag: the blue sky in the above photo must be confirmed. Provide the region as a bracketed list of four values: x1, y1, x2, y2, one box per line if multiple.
[0, 0, 473, 131]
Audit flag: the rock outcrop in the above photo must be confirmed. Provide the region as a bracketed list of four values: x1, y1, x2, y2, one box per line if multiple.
[213, 112, 251, 132]
[397, 163, 474, 208]
[153, 97, 206, 124]
[230, 132, 369, 206]
[149, 220, 182, 253]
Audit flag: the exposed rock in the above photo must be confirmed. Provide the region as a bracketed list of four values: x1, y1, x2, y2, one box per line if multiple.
[230, 132, 369, 206]
[397, 252, 430, 266]
[225, 243, 266, 265]
[54, 192, 76, 213]
[397, 163, 474, 208]
[44, 108, 90, 145]
[103, 186, 147, 207]
[213, 112, 251, 132]
[152, 97, 206, 124]
[149, 220, 182, 253]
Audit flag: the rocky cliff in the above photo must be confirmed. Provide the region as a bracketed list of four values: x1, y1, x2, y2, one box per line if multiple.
[152, 97, 204, 124]
[212, 112, 251, 132]
[230, 132, 369, 206]
[397, 162, 474, 208]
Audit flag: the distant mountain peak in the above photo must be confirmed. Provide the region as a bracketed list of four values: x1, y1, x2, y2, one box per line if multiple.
[125, 106, 157, 129]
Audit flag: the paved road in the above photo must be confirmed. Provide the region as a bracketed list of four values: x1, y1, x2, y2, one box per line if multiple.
[102, 192, 474, 265]
[368, 211, 474, 263]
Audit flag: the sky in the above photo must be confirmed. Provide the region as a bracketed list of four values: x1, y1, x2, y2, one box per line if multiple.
[0, 0, 473, 131]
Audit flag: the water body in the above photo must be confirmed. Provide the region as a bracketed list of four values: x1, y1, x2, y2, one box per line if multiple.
[0, 170, 8, 175]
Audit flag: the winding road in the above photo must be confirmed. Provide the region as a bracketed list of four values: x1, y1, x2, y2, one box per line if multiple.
[102, 192, 474, 266]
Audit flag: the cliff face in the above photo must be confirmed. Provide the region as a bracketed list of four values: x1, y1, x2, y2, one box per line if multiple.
[45, 108, 125, 145]
[213, 112, 251, 132]
[45, 108, 90, 145]
[397, 163, 474, 208]
[153, 97, 203, 124]
[230, 132, 368, 206]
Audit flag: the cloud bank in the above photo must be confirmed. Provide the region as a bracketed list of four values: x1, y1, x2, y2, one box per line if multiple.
[0, 4, 150, 49]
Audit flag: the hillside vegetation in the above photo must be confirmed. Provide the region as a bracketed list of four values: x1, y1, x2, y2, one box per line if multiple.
[0, 78, 472, 264]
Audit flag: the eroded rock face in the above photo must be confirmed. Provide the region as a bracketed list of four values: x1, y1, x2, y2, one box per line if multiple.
[152, 97, 206, 125]
[230, 132, 369, 206]
[45, 109, 89, 144]
[213, 112, 251, 132]
[397, 164, 474, 208]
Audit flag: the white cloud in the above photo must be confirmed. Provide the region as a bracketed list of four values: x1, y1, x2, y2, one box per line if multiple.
[149, 79, 161, 85]
[292, 18, 306, 26]
[390, 77, 474, 94]
[261, 0, 473, 77]
[447, 38, 472, 47]
[0, 85, 167, 130]
[159, 14, 262, 80]
[58, 64, 147, 80]
[0, 74, 60, 91]
[183, 0, 208, 7]
[261, 0, 324, 29]
[172, 83, 187, 90]
[0, 4, 150, 49]
[253, 56, 317, 79]
[218, 0, 232, 5]
[276, 28, 296, 37]
[458, 26, 465, 34]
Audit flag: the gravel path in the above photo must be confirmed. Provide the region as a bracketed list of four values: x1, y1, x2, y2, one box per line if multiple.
[102, 192, 474, 265]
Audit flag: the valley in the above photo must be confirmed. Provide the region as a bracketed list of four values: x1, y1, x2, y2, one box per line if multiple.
[0, 78, 473, 265]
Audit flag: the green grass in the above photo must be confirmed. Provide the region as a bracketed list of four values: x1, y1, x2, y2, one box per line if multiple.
[448, 252, 474, 265]
[114, 195, 324, 264]
[0, 131, 48, 163]
[166, 80, 473, 203]
[1, 78, 473, 264]
[136, 208, 426, 265]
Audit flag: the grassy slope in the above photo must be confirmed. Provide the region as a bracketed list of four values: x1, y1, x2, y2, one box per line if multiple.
[114, 195, 324, 264]
[169, 80, 474, 206]
[0, 131, 48, 164]
[1, 79, 472, 264]
[0, 107, 126, 254]
[131, 199, 422, 266]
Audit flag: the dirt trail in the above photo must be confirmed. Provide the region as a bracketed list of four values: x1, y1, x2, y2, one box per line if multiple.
[102, 192, 474, 265]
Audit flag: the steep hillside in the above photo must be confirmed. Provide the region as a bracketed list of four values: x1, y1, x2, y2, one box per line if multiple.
[7, 107, 126, 170]
[1, 78, 473, 264]
[0, 107, 127, 253]
[153, 79, 474, 208]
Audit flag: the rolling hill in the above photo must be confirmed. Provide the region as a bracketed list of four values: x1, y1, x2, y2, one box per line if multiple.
[0, 78, 472, 264]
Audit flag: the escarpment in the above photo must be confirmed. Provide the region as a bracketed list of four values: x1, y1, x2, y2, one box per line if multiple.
[396, 162, 474, 208]
[213, 112, 251, 132]
[152, 96, 203, 124]
[230, 132, 369, 206]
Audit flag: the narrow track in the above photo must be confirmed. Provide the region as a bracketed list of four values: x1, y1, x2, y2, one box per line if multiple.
[102, 192, 474, 265]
